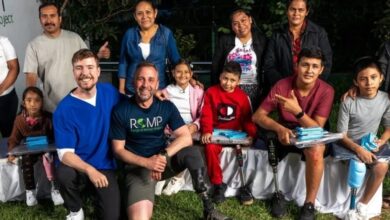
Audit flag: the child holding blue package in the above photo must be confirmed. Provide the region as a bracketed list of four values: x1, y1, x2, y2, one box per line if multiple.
[334, 57, 390, 219]
[7, 87, 63, 206]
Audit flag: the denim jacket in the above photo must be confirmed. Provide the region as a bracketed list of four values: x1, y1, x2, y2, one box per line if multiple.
[118, 24, 180, 94]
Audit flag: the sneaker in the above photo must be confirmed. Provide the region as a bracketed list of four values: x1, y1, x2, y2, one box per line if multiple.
[155, 180, 166, 196]
[356, 202, 369, 220]
[66, 208, 84, 220]
[25, 190, 37, 207]
[162, 177, 185, 196]
[299, 202, 315, 220]
[238, 186, 253, 205]
[212, 183, 227, 204]
[270, 191, 287, 217]
[204, 208, 232, 220]
[51, 189, 64, 206]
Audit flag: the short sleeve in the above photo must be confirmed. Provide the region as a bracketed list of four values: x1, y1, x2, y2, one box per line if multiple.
[109, 104, 127, 140]
[53, 108, 77, 149]
[0, 37, 17, 61]
[23, 43, 38, 74]
[336, 99, 350, 133]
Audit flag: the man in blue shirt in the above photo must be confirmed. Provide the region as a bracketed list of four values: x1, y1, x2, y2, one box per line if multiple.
[111, 62, 229, 220]
[54, 49, 120, 220]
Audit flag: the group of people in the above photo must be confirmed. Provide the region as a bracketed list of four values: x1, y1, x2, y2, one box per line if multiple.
[1, 0, 390, 220]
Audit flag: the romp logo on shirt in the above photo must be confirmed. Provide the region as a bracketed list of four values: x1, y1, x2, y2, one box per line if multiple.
[129, 116, 163, 132]
[217, 103, 236, 121]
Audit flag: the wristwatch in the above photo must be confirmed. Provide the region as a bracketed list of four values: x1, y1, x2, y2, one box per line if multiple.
[159, 149, 170, 161]
[295, 111, 305, 119]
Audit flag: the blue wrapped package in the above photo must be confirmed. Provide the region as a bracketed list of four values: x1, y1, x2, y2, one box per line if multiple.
[360, 133, 377, 151]
[213, 129, 247, 139]
[26, 136, 48, 149]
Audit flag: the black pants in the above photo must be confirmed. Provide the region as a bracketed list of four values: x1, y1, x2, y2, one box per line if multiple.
[21, 154, 39, 190]
[56, 163, 120, 220]
[0, 89, 18, 137]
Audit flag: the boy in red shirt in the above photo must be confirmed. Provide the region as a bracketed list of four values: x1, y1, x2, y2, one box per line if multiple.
[201, 61, 257, 205]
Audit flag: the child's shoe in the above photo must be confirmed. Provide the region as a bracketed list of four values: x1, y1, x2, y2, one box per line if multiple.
[155, 180, 165, 196]
[25, 189, 37, 206]
[212, 183, 227, 204]
[66, 208, 84, 220]
[51, 189, 64, 206]
[162, 176, 185, 196]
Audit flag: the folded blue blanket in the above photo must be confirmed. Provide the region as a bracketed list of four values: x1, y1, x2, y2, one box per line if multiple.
[295, 127, 325, 141]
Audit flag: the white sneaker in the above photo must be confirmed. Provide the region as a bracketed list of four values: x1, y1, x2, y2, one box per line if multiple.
[51, 189, 64, 206]
[66, 208, 84, 220]
[356, 202, 369, 220]
[26, 190, 37, 206]
[162, 177, 185, 196]
[155, 180, 166, 196]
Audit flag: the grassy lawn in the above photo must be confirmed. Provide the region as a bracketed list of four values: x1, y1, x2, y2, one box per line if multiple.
[1, 73, 390, 219]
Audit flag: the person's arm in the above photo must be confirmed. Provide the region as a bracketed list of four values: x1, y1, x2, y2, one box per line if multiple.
[118, 32, 130, 94]
[211, 35, 226, 85]
[166, 29, 181, 65]
[190, 88, 204, 133]
[376, 127, 390, 149]
[0, 58, 19, 94]
[200, 90, 213, 134]
[97, 41, 110, 59]
[252, 107, 294, 145]
[263, 34, 283, 86]
[165, 125, 192, 156]
[242, 95, 257, 138]
[340, 135, 376, 164]
[61, 152, 110, 188]
[274, 90, 326, 127]
[318, 28, 332, 81]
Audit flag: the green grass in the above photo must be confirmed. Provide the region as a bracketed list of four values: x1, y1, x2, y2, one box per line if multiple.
[1, 73, 390, 219]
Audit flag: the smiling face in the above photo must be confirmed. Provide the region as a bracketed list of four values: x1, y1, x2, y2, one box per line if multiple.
[72, 57, 100, 92]
[39, 5, 62, 36]
[134, 66, 159, 102]
[172, 63, 192, 89]
[24, 91, 43, 117]
[219, 72, 240, 93]
[231, 11, 252, 39]
[296, 57, 323, 86]
[287, 0, 309, 28]
[354, 67, 383, 98]
[134, 1, 158, 30]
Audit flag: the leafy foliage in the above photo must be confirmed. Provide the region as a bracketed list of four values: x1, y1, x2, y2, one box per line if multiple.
[374, 0, 390, 41]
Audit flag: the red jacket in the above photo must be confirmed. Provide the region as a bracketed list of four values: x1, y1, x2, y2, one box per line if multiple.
[200, 85, 257, 137]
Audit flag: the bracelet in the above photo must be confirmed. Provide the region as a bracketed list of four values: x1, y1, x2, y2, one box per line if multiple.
[295, 111, 305, 119]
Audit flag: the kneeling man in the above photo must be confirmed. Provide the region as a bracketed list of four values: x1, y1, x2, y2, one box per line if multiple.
[110, 62, 229, 220]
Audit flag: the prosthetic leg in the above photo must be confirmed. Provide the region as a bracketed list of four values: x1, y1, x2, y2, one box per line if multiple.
[267, 135, 287, 217]
[346, 159, 367, 220]
[190, 169, 231, 220]
[235, 144, 254, 205]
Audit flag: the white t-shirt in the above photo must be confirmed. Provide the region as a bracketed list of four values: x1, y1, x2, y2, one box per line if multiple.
[138, 42, 151, 60]
[0, 36, 17, 96]
[227, 37, 257, 85]
[166, 84, 192, 124]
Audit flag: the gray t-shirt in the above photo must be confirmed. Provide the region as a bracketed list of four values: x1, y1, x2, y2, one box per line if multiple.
[337, 91, 390, 142]
[23, 29, 87, 112]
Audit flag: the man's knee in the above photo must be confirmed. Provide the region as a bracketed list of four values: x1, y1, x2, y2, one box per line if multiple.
[303, 145, 325, 163]
[373, 162, 389, 177]
[56, 163, 78, 185]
